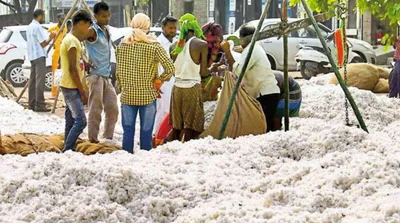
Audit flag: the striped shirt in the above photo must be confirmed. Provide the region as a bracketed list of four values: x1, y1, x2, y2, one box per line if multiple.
[394, 37, 400, 61]
[116, 42, 175, 106]
[27, 20, 47, 61]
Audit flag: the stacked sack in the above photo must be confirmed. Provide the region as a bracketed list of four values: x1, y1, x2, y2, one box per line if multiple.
[0, 133, 121, 156]
[329, 63, 390, 93]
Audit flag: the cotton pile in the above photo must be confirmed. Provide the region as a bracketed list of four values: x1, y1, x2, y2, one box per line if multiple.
[0, 76, 400, 222]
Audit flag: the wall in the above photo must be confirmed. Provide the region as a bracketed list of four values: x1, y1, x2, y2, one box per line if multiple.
[0, 13, 32, 29]
[171, 0, 208, 27]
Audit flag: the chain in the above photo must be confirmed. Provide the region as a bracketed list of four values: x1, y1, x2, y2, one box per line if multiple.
[344, 59, 350, 126]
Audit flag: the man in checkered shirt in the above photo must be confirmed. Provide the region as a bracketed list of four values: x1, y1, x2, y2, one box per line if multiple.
[116, 13, 174, 153]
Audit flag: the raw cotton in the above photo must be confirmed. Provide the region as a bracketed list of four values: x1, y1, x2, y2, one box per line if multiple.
[0, 78, 400, 222]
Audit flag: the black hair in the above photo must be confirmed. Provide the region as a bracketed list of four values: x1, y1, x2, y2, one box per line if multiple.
[161, 16, 178, 26]
[57, 13, 65, 19]
[94, 2, 110, 14]
[33, 9, 44, 19]
[239, 24, 256, 38]
[72, 9, 92, 25]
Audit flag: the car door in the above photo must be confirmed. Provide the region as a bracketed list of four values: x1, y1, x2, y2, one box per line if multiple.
[259, 23, 284, 70]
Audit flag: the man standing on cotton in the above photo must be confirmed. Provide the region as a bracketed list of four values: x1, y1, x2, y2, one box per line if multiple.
[85, 2, 118, 143]
[153, 16, 178, 134]
[59, 10, 92, 151]
[390, 35, 400, 98]
[27, 9, 56, 112]
[48, 13, 67, 97]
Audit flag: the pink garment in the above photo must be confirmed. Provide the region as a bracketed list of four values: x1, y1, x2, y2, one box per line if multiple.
[395, 37, 400, 61]
[123, 13, 157, 44]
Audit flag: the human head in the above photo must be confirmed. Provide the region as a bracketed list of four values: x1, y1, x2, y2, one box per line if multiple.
[172, 13, 204, 55]
[33, 9, 45, 24]
[123, 13, 157, 44]
[94, 2, 111, 26]
[239, 24, 255, 48]
[202, 22, 223, 64]
[161, 16, 178, 39]
[57, 13, 65, 26]
[72, 9, 92, 41]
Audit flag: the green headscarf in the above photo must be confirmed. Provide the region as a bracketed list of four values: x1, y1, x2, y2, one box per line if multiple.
[171, 13, 205, 55]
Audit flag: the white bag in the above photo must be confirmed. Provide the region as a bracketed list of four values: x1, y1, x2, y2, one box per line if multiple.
[54, 69, 63, 87]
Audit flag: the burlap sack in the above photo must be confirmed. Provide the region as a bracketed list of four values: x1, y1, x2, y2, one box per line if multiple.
[76, 142, 121, 155]
[372, 78, 389, 93]
[201, 75, 222, 102]
[200, 71, 267, 139]
[329, 63, 380, 90]
[377, 67, 391, 79]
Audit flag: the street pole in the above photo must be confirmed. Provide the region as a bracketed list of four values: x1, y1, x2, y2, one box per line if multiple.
[218, 0, 272, 139]
[282, 0, 289, 131]
[300, 0, 368, 133]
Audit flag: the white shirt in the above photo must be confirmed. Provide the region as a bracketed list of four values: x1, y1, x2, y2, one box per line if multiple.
[174, 37, 201, 88]
[233, 43, 280, 98]
[154, 33, 176, 134]
[27, 20, 47, 61]
[157, 33, 176, 74]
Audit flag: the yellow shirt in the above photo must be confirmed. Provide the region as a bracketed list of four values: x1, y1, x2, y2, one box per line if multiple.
[60, 33, 83, 89]
[48, 25, 67, 52]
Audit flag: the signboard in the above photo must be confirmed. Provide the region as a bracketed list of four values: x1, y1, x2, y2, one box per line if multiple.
[248, 0, 252, 5]
[61, 0, 98, 8]
[229, 17, 236, 34]
[209, 0, 215, 11]
[229, 0, 236, 12]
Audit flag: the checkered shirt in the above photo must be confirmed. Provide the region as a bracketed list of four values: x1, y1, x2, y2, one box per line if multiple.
[116, 42, 175, 105]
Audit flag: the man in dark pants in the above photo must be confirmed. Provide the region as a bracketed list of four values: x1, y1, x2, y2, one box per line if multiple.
[222, 24, 281, 132]
[27, 9, 56, 112]
[390, 36, 400, 98]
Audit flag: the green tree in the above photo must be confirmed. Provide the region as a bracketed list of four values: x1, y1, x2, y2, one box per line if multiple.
[0, 0, 38, 24]
[291, 0, 400, 43]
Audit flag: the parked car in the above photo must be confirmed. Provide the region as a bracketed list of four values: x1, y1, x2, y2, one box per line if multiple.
[225, 18, 377, 71]
[22, 48, 54, 91]
[0, 24, 54, 87]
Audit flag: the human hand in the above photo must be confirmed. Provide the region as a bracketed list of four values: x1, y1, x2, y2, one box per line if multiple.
[50, 32, 57, 39]
[220, 41, 231, 53]
[80, 91, 88, 105]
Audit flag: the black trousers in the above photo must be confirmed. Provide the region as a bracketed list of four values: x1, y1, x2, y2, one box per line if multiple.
[28, 57, 46, 109]
[257, 93, 280, 132]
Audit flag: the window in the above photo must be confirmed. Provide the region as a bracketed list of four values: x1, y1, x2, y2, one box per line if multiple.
[184, 0, 194, 14]
[0, 29, 13, 43]
[20, 31, 27, 41]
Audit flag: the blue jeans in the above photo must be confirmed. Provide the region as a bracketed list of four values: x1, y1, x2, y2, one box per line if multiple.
[121, 101, 156, 153]
[390, 60, 400, 98]
[61, 87, 87, 152]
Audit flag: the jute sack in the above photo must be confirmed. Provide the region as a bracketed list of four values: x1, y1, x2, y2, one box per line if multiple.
[329, 63, 380, 91]
[200, 71, 267, 139]
[372, 78, 389, 93]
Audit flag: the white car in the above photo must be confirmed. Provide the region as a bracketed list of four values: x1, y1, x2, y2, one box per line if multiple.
[0, 24, 54, 88]
[226, 19, 377, 71]
[22, 48, 54, 91]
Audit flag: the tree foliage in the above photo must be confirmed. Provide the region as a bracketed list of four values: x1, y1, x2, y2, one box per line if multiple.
[291, 0, 400, 43]
[0, 0, 38, 24]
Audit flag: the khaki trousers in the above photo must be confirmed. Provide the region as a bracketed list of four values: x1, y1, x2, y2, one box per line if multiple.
[86, 75, 119, 142]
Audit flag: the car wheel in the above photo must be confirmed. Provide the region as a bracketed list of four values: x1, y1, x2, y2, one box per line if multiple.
[44, 68, 52, 92]
[351, 56, 364, 63]
[300, 61, 319, 80]
[6, 62, 27, 87]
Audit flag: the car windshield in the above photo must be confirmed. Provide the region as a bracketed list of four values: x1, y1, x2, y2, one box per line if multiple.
[0, 29, 13, 43]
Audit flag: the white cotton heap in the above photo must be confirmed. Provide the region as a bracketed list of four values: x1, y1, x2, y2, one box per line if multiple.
[0, 77, 400, 222]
